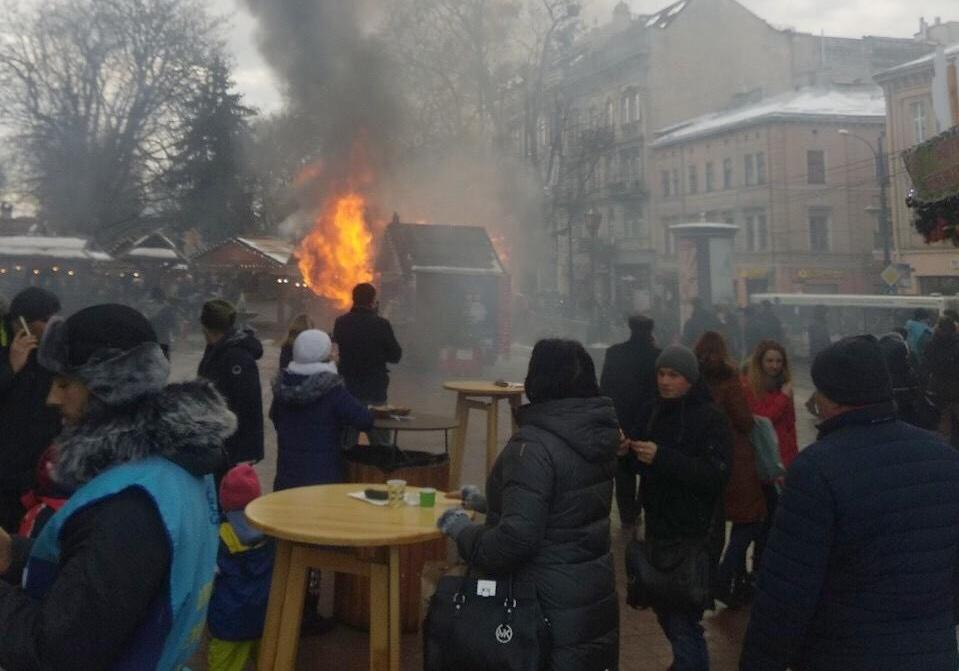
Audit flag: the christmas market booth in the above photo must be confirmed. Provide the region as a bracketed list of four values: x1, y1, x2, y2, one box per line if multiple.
[191, 236, 307, 326]
[905, 125, 959, 245]
[375, 218, 511, 373]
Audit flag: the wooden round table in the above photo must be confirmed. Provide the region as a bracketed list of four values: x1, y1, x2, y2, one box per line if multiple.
[247, 484, 461, 671]
[372, 412, 458, 451]
[442, 380, 525, 489]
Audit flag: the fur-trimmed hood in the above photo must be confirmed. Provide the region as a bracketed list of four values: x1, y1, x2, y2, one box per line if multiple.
[273, 370, 344, 406]
[53, 379, 236, 491]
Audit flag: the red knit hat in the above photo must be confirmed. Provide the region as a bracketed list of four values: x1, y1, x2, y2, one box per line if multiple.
[219, 464, 261, 512]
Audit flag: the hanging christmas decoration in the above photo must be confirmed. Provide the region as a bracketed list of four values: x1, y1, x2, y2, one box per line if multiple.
[903, 125, 959, 245]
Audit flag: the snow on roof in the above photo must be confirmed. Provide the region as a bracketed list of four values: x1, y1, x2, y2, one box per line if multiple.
[643, 0, 688, 29]
[874, 42, 959, 82]
[236, 237, 295, 265]
[652, 88, 886, 147]
[126, 247, 180, 260]
[0, 236, 111, 261]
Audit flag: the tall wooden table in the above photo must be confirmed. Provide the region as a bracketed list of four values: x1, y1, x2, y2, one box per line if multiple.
[442, 380, 525, 489]
[246, 484, 460, 671]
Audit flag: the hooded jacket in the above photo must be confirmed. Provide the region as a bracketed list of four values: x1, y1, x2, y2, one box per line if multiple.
[740, 404, 959, 671]
[631, 381, 733, 542]
[455, 397, 621, 671]
[0, 373, 235, 671]
[270, 370, 373, 490]
[198, 329, 265, 464]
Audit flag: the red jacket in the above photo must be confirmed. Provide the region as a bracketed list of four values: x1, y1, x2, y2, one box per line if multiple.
[744, 381, 799, 467]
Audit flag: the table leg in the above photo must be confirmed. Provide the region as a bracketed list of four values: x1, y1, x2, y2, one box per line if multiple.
[258, 539, 293, 669]
[508, 392, 522, 433]
[486, 398, 500, 474]
[274, 544, 311, 670]
[388, 546, 401, 671]
[369, 558, 390, 671]
[449, 392, 470, 490]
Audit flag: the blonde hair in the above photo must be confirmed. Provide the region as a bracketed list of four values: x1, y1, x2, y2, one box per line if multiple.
[283, 313, 315, 348]
[747, 340, 792, 398]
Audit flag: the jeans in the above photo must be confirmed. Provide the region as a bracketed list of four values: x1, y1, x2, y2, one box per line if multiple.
[717, 522, 763, 592]
[654, 608, 709, 671]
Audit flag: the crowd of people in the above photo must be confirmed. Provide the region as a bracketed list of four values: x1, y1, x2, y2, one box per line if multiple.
[1, 281, 959, 670]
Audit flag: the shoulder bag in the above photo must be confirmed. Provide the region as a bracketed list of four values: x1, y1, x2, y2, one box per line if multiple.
[751, 415, 785, 482]
[423, 569, 551, 671]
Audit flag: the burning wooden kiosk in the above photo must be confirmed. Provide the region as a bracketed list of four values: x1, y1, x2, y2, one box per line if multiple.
[375, 219, 511, 374]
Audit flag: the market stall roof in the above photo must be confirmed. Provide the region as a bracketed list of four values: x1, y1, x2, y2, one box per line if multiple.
[192, 236, 296, 271]
[0, 236, 111, 262]
[377, 222, 505, 276]
[118, 232, 188, 263]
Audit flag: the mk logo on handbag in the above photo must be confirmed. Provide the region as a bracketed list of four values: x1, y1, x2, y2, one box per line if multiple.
[495, 624, 513, 644]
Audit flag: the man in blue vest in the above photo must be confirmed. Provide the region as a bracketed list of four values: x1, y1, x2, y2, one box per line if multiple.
[0, 304, 236, 670]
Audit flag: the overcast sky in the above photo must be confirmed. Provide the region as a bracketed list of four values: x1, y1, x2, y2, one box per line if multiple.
[206, 0, 959, 115]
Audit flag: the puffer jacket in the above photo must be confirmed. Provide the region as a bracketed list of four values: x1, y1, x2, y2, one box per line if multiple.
[270, 370, 373, 490]
[455, 397, 620, 671]
[740, 403, 959, 671]
[631, 381, 733, 542]
[198, 329, 265, 464]
[701, 363, 763, 524]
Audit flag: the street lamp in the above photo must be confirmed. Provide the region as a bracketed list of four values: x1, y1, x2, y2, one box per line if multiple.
[585, 209, 602, 340]
[838, 128, 894, 292]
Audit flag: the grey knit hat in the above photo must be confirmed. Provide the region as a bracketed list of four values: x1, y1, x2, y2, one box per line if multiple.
[656, 345, 700, 384]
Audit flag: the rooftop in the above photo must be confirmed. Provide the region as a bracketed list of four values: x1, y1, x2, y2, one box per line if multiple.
[651, 87, 886, 147]
[0, 236, 111, 261]
[874, 42, 959, 82]
[236, 237, 296, 265]
[380, 223, 504, 276]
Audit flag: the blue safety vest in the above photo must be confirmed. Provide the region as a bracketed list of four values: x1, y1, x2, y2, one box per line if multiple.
[24, 457, 219, 670]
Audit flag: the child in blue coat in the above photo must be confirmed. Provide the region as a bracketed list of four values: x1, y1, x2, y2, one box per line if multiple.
[207, 464, 274, 671]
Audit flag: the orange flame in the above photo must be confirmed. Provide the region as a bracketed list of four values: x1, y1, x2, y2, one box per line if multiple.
[297, 192, 374, 309]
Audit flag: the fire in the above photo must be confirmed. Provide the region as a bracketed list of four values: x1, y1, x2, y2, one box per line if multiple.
[489, 231, 511, 271]
[297, 192, 374, 309]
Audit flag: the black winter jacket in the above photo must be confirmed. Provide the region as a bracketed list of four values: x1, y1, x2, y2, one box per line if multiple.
[631, 382, 732, 542]
[600, 337, 660, 435]
[0, 349, 61, 532]
[925, 333, 959, 403]
[332, 307, 402, 402]
[456, 397, 620, 671]
[198, 329, 265, 464]
[740, 404, 959, 671]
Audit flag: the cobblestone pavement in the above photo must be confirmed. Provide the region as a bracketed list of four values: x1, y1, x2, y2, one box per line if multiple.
[176, 337, 820, 670]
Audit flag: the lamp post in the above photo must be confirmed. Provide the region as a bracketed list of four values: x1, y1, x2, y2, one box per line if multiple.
[585, 209, 602, 340]
[838, 128, 894, 292]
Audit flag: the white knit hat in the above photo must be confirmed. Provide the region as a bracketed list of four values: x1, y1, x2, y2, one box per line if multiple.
[288, 329, 337, 376]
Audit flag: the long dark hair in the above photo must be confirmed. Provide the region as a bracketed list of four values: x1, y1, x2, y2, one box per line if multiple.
[524, 339, 600, 404]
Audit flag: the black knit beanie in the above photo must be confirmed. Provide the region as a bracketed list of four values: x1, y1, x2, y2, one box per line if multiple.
[811, 335, 893, 406]
[9, 287, 61, 323]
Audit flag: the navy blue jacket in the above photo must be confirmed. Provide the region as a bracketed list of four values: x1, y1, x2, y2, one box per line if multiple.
[740, 403, 959, 671]
[270, 370, 374, 491]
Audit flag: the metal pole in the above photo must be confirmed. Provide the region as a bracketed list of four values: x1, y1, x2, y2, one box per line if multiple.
[877, 131, 895, 294]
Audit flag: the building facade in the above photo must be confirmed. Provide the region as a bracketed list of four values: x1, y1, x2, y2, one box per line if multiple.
[651, 88, 887, 301]
[876, 41, 959, 294]
[526, 0, 935, 314]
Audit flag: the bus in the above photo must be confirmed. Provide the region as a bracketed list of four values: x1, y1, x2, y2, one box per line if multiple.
[749, 293, 959, 358]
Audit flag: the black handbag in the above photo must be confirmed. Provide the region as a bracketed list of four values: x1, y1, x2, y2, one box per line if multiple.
[423, 570, 551, 671]
[625, 534, 713, 612]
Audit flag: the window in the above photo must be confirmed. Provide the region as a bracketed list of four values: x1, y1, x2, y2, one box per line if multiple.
[631, 91, 641, 123]
[662, 171, 671, 197]
[620, 97, 629, 126]
[605, 99, 614, 128]
[705, 162, 715, 192]
[912, 101, 927, 144]
[688, 165, 698, 194]
[745, 210, 769, 251]
[723, 158, 733, 189]
[664, 217, 679, 256]
[671, 169, 680, 196]
[756, 152, 767, 185]
[744, 154, 756, 186]
[807, 150, 826, 184]
[625, 205, 644, 238]
[809, 208, 831, 252]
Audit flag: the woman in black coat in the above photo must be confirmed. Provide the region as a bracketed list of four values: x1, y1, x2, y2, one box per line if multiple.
[625, 345, 732, 671]
[437, 339, 621, 671]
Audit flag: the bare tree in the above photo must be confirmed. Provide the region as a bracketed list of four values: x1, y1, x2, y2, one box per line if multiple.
[0, 0, 223, 239]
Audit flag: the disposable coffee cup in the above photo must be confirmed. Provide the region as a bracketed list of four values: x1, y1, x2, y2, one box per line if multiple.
[403, 491, 420, 506]
[386, 479, 406, 505]
[419, 487, 437, 508]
